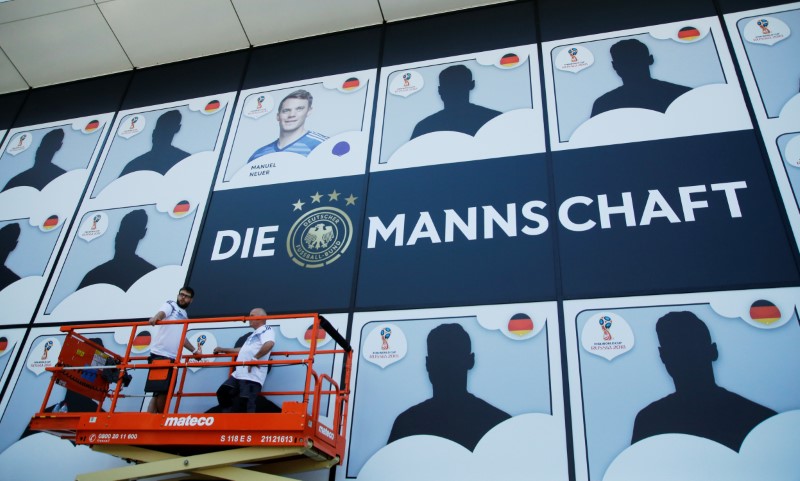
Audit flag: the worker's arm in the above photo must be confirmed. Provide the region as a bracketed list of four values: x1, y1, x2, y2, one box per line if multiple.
[254, 341, 275, 360]
[248, 341, 275, 372]
[183, 338, 200, 358]
[148, 311, 166, 325]
[213, 346, 241, 354]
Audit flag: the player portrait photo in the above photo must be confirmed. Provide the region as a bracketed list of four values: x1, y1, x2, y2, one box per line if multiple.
[218, 72, 375, 190]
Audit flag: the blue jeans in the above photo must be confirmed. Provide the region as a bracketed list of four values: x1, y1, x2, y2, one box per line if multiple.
[216, 376, 262, 413]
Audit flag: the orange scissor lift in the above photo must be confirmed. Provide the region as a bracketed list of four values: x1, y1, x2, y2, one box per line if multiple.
[29, 313, 352, 481]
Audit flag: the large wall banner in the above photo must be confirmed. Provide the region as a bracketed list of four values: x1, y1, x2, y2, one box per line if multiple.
[543, 17, 750, 150]
[564, 288, 800, 481]
[725, 2, 800, 249]
[357, 44, 553, 310]
[544, 14, 799, 298]
[339, 303, 569, 481]
[190, 69, 376, 316]
[370, 45, 544, 171]
[35, 95, 234, 324]
[0, 328, 24, 393]
[0, 116, 113, 325]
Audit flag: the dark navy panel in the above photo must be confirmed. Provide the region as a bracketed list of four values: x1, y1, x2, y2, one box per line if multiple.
[122, 51, 249, 109]
[244, 27, 382, 90]
[554, 131, 800, 299]
[189, 176, 366, 316]
[0, 91, 27, 131]
[537, 0, 717, 42]
[383, 2, 537, 66]
[357, 155, 557, 310]
[15, 73, 131, 126]
[717, 0, 786, 13]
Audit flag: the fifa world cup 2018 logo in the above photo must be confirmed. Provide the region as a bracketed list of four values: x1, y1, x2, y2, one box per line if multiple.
[402, 73, 412, 87]
[568, 48, 578, 63]
[17, 134, 27, 147]
[380, 327, 391, 350]
[599, 316, 613, 341]
[42, 340, 53, 360]
[757, 19, 771, 34]
[129, 116, 138, 130]
[196, 334, 207, 354]
[91, 214, 101, 230]
[256, 95, 265, 110]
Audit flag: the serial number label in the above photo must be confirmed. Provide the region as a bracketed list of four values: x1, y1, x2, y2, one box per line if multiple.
[96, 433, 137, 441]
[220, 434, 252, 443]
[261, 435, 294, 443]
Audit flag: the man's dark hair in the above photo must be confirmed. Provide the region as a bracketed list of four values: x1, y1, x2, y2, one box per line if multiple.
[279, 89, 314, 111]
[180, 285, 195, 297]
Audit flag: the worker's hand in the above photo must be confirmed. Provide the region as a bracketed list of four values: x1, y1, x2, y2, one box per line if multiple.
[149, 317, 157, 326]
[213, 347, 224, 354]
[192, 350, 202, 360]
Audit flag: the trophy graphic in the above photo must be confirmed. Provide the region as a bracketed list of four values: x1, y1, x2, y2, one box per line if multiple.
[42, 340, 53, 360]
[757, 19, 771, 35]
[599, 316, 613, 341]
[17, 134, 27, 147]
[256, 96, 265, 110]
[380, 327, 391, 350]
[402, 73, 412, 87]
[568, 47, 578, 63]
[129, 116, 138, 130]
[196, 334, 207, 354]
[91, 214, 101, 230]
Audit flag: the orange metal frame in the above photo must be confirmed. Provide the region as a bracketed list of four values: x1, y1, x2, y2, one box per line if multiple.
[29, 313, 352, 463]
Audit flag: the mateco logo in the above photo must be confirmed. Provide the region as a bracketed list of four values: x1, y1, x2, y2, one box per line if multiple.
[318, 424, 335, 441]
[164, 415, 215, 427]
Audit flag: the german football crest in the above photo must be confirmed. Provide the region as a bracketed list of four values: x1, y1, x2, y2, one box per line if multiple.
[286, 189, 357, 268]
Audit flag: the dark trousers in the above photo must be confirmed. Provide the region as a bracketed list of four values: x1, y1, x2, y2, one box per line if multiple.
[216, 376, 262, 413]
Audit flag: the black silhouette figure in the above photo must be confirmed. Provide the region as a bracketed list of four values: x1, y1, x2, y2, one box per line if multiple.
[410, 65, 502, 140]
[0, 223, 21, 290]
[77, 209, 155, 292]
[2, 129, 66, 192]
[591, 39, 692, 118]
[119, 110, 190, 177]
[631, 311, 776, 451]
[387, 323, 510, 451]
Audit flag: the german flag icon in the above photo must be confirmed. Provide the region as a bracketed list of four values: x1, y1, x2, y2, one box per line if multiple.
[749, 300, 781, 325]
[173, 200, 191, 217]
[43, 215, 59, 231]
[677, 26, 701, 41]
[508, 313, 534, 337]
[342, 78, 360, 91]
[84, 120, 101, 133]
[204, 100, 221, 114]
[500, 53, 520, 68]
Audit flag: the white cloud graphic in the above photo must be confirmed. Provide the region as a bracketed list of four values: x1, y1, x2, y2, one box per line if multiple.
[561, 83, 751, 150]
[354, 413, 568, 481]
[603, 410, 800, 481]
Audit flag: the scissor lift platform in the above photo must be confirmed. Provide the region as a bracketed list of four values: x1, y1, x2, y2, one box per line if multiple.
[29, 313, 352, 481]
